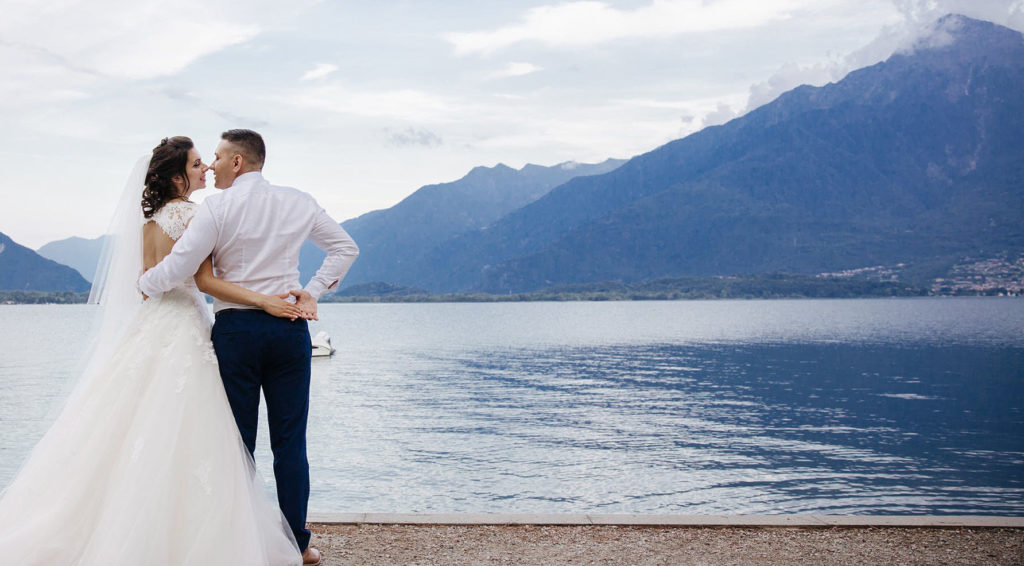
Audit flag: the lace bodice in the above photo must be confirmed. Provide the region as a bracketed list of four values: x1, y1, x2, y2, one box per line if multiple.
[152, 201, 197, 241]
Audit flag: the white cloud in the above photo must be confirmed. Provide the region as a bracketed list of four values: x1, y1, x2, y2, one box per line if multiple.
[384, 127, 443, 148]
[892, 0, 1024, 29]
[742, 0, 1024, 112]
[0, 1, 260, 80]
[0, 43, 95, 108]
[444, 0, 806, 55]
[488, 62, 543, 79]
[859, 0, 1024, 66]
[284, 83, 458, 122]
[301, 63, 339, 81]
[608, 93, 745, 134]
[700, 102, 740, 128]
[745, 60, 842, 111]
[611, 97, 704, 111]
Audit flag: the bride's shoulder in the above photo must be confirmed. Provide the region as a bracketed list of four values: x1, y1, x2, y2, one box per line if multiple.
[156, 200, 198, 214]
[152, 200, 198, 224]
[151, 201, 198, 240]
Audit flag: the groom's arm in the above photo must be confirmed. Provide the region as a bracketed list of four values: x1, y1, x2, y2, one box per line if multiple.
[138, 203, 218, 298]
[304, 206, 359, 300]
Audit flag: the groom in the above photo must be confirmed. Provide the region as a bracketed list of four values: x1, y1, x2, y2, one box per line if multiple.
[138, 129, 358, 564]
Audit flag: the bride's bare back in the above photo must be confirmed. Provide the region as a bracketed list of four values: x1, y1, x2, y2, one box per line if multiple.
[143, 200, 194, 271]
[143, 220, 179, 271]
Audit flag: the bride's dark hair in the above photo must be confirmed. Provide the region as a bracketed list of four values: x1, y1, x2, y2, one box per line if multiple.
[141, 136, 194, 219]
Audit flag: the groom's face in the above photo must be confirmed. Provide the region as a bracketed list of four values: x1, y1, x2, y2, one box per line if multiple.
[211, 140, 241, 189]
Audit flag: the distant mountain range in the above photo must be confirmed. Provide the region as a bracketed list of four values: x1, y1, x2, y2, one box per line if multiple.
[300, 159, 625, 285]
[37, 235, 106, 282]
[410, 14, 1024, 292]
[0, 232, 90, 292]
[10, 14, 1022, 297]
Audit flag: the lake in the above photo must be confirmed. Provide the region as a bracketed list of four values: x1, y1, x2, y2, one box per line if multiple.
[1, 298, 1022, 515]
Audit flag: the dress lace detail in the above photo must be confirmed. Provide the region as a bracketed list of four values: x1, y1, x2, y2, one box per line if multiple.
[152, 201, 197, 241]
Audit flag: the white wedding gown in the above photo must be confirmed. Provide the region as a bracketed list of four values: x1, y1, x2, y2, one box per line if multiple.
[0, 202, 301, 565]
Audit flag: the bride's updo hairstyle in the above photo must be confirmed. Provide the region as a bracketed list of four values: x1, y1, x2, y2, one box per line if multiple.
[141, 136, 194, 219]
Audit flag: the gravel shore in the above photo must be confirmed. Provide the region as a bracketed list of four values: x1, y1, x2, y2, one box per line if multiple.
[309, 524, 1023, 565]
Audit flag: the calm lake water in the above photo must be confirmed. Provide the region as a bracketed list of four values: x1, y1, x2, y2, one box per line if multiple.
[1, 298, 1022, 515]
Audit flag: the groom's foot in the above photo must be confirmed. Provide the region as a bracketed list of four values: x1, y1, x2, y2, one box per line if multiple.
[302, 546, 322, 565]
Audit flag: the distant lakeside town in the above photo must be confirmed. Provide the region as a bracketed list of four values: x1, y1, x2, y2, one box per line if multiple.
[4, 259, 1022, 305]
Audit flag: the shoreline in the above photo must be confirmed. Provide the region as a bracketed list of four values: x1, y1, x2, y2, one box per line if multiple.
[308, 513, 1024, 528]
[8, 271, 1022, 305]
[3, 292, 1021, 306]
[305, 516, 1024, 565]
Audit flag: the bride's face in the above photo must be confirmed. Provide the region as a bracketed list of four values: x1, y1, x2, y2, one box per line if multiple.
[180, 147, 208, 196]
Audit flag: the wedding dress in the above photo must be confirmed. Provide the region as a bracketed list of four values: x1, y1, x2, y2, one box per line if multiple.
[0, 201, 301, 565]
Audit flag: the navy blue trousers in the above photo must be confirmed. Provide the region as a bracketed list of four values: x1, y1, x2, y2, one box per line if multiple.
[212, 309, 312, 551]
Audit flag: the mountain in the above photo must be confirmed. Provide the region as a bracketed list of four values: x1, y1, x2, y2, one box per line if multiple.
[299, 159, 625, 286]
[37, 235, 107, 282]
[407, 15, 1024, 292]
[0, 232, 91, 292]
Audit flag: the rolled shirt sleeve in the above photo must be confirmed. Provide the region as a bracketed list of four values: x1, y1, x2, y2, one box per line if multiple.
[304, 207, 359, 300]
[138, 203, 218, 298]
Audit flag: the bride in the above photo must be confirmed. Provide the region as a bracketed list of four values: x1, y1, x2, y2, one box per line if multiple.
[0, 137, 306, 565]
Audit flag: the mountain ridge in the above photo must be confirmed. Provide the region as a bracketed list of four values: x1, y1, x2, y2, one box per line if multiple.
[300, 157, 625, 285]
[0, 232, 91, 292]
[37, 235, 107, 282]
[405, 14, 1024, 293]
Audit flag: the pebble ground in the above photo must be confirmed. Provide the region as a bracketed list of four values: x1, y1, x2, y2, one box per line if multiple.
[308, 524, 1024, 565]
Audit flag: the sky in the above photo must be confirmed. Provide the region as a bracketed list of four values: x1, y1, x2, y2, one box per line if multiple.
[1, 0, 1022, 249]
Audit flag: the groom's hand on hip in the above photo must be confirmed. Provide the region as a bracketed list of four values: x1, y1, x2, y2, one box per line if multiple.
[290, 289, 319, 321]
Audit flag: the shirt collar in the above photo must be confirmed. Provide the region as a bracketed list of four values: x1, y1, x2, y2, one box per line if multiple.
[229, 171, 264, 188]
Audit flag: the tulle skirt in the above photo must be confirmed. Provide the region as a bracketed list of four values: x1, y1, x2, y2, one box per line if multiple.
[0, 288, 301, 565]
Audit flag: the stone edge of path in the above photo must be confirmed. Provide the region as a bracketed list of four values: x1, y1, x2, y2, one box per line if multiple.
[307, 514, 1024, 529]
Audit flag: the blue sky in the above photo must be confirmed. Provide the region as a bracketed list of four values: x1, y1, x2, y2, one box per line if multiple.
[1, 0, 1021, 248]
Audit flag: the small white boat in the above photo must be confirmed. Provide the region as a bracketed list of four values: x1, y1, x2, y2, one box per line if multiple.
[311, 331, 335, 357]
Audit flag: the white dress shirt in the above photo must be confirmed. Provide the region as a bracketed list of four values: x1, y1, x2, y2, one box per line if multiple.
[138, 171, 359, 312]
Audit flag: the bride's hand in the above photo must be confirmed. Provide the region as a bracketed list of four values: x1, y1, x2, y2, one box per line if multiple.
[289, 289, 318, 321]
[258, 294, 304, 321]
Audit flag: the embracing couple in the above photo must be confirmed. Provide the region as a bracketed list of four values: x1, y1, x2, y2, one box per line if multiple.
[0, 130, 358, 565]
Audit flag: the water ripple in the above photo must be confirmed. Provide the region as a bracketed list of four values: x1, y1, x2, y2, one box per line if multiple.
[1, 300, 1023, 515]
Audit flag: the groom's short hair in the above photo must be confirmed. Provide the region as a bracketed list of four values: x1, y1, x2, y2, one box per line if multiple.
[221, 129, 266, 169]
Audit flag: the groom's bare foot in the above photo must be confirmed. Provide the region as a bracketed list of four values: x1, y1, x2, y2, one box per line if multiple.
[302, 546, 322, 565]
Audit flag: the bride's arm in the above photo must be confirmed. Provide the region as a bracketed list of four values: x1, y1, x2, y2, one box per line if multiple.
[194, 257, 304, 320]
